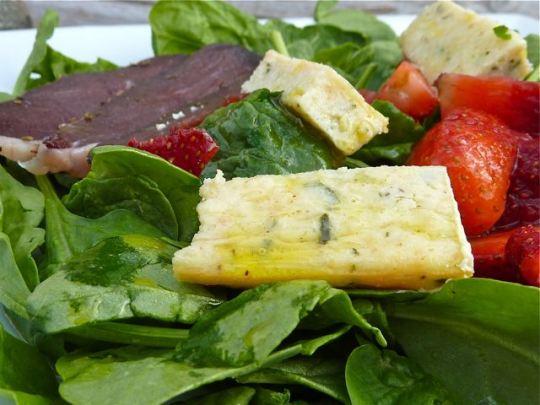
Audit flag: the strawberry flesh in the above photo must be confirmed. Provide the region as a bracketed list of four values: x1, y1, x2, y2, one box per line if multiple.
[505, 225, 540, 287]
[494, 135, 540, 231]
[128, 126, 219, 176]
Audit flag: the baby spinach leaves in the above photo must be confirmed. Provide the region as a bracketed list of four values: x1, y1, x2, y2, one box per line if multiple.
[13, 10, 116, 97]
[36, 175, 164, 276]
[28, 235, 221, 333]
[63, 146, 201, 242]
[0, 165, 44, 290]
[314, 0, 397, 42]
[64, 176, 178, 240]
[345, 343, 453, 404]
[149, 0, 401, 90]
[384, 278, 540, 404]
[0, 235, 31, 318]
[351, 100, 426, 165]
[526, 34, 539, 81]
[238, 356, 348, 403]
[177, 281, 385, 368]
[56, 326, 349, 405]
[0, 323, 59, 403]
[201, 89, 336, 179]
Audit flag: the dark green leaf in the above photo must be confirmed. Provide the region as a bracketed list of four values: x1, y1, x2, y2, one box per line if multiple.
[314, 41, 402, 90]
[314, 0, 338, 21]
[36, 175, 165, 274]
[314, 0, 397, 41]
[149, 0, 396, 89]
[56, 326, 350, 405]
[13, 10, 116, 96]
[351, 100, 426, 165]
[177, 281, 385, 368]
[345, 343, 453, 404]
[0, 323, 58, 401]
[201, 89, 337, 179]
[177, 281, 333, 367]
[493, 25, 512, 40]
[526, 34, 540, 67]
[238, 356, 347, 403]
[265, 20, 366, 60]
[526, 34, 539, 81]
[67, 146, 201, 242]
[27, 235, 221, 333]
[64, 176, 178, 239]
[0, 389, 53, 405]
[67, 322, 189, 348]
[0, 165, 44, 289]
[0, 92, 13, 102]
[0, 235, 31, 318]
[252, 388, 291, 405]
[384, 278, 540, 404]
[150, 0, 270, 55]
[191, 386, 256, 405]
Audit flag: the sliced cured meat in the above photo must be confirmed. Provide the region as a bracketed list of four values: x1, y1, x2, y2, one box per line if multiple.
[0, 54, 185, 141]
[57, 45, 260, 146]
[0, 45, 259, 176]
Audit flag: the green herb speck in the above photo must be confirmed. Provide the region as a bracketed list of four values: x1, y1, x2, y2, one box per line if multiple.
[319, 213, 331, 244]
[493, 25, 512, 40]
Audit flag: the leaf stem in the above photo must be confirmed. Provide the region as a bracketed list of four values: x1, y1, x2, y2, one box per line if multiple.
[355, 63, 377, 89]
[270, 30, 289, 57]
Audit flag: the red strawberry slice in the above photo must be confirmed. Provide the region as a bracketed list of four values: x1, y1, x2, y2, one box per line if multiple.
[128, 126, 219, 176]
[505, 225, 540, 287]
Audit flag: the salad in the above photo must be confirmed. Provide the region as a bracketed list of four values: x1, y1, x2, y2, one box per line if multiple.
[0, 1, 538, 404]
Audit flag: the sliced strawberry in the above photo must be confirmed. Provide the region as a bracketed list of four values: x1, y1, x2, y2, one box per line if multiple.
[222, 93, 247, 107]
[469, 230, 518, 282]
[128, 127, 219, 176]
[495, 135, 540, 230]
[408, 108, 517, 236]
[376, 61, 438, 120]
[358, 89, 377, 104]
[505, 225, 540, 287]
[437, 74, 540, 136]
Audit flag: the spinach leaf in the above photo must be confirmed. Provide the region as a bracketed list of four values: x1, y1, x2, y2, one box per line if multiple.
[526, 34, 540, 67]
[201, 89, 336, 179]
[27, 235, 221, 333]
[65, 146, 201, 242]
[238, 356, 348, 403]
[0, 165, 44, 289]
[191, 386, 256, 405]
[384, 278, 540, 404]
[0, 92, 13, 102]
[314, 41, 402, 90]
[345, 343, 453, 404]
[68, 322, 189, 348]
[314, 0, 397, 41]
[177, 281, 384, 368]
[64, 176, 178, 239]
[526, 34, 539, 81]
[351, 100, 426, 165]
[252, 388, 291, 405]
[0, 323, 58, 402]
[0, 235, 31, 318]
[13, 10, 116, 96]
[56, 326, 350, 405]
[150, 0, 270, 55]
[177, 281, 334, 367]
[264, 19, 366, 59]
[36, 174, 165, 274]
[149, 0, 398, 88]
[0, 389, 53, 405]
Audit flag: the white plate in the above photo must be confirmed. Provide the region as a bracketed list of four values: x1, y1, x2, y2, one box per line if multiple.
[0, 14, 538, 93]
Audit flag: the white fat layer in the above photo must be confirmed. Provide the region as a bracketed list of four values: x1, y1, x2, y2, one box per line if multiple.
[0, 136, 95, 177]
